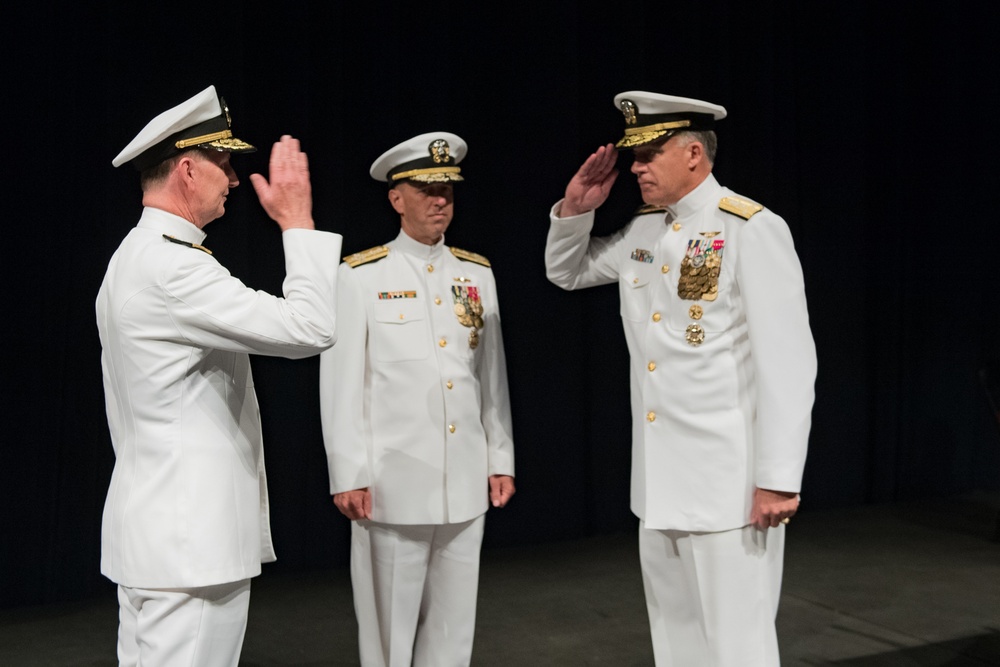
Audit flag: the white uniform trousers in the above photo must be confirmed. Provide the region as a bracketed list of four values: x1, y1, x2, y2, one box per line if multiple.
[351, 516, 485, 667]
[639, 522, 785, 667]
[116, 579, 251, 667]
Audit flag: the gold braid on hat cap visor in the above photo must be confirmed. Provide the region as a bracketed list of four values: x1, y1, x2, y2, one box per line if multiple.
[175, 129, 255, 152]
[390, 166, 463, 182]
[175, 129, 232, 149]
[616, 119, 692, 149]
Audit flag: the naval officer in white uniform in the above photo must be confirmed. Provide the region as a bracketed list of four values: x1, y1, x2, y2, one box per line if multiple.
[320, 132, 515, 667]
[98, 85, 342, 667]
[544, 92, 816, 666]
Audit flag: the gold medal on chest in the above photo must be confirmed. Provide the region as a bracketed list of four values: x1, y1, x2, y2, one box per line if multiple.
[451, 283, 483, 349]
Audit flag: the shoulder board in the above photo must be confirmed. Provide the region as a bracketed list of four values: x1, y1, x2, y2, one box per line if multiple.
[633, 204, 668, 216]
[343, 245, 389, 267]
[718, 196, 763, 220]
[450, 247, 491, 267]
[162, 234, 212, 255]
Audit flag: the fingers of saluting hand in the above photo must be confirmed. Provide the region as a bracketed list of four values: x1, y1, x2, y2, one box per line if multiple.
[562, 144, 619, 217]
[250, 135, 314, 230]
[269, 135, 309, 176]
[576, 144, 618, 184]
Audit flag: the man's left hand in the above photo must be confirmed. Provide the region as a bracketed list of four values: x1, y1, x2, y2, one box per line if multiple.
[750, 487, 799, 530]
[489, 475, 516, 508]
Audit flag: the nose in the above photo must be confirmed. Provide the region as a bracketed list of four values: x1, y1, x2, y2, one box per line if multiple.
[225, 163, 239, 188]
[630, 159, 645, 175]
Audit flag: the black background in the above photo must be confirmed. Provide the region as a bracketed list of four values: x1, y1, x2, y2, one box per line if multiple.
[3, 1, 999, 608]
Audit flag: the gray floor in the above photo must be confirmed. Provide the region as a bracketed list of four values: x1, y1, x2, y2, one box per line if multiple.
[3, 494, 999, 666]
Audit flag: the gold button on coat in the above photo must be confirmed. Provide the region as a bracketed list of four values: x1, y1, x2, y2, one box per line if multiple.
[672, 223, 682, 232]
[652, 313, 661, 322]
[434, 297, 442, 305]
[646, 411, 656, 422]
[647, 361, 656, 372]
[448, 424, 456, 433]
[427, 264, 434, 273]
[439, 338, 447, 348]
[446, 381, 453, 389]
[689, 305, 703, 320]
[661, 265, 670, 274]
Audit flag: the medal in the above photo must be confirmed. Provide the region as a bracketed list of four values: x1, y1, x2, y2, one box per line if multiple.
[685, 324, 706, 346]
[677, 236, 725, 301]
[452, 283, 484, 349]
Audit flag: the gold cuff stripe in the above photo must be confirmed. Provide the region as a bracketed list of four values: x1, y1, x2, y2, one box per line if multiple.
[391, 166, 462, 181]
[175, 129, 233, 149]
[623, 119, 692, 136]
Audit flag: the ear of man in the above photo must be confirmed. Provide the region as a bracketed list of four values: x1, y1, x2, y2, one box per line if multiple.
[387, 184, 406, 215]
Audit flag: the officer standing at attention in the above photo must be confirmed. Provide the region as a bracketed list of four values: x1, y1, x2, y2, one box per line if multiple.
[320, 132, 515, 667]
[98, 85, 341, 667]
[544, 92, 816, 666]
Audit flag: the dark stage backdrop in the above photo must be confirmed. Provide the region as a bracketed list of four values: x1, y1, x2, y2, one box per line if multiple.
[3, 2, 999, 608]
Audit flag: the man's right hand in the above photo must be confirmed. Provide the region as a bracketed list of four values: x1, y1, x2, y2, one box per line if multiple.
[333, 488, 372, 521]
[249, 135, 316, 232]
[558, 143, 619, 218]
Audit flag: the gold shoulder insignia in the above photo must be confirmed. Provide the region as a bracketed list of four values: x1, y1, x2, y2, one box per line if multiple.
[450, 247, 491, 267]
[343, 245, 389, 267]
[719, 196, 763, 220]
[633, 203, 668, 216]
[162, 234, 212, 255]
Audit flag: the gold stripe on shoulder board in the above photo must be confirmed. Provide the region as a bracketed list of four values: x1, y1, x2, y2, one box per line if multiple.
[450, 247, 491, 267]
[343, 245, 389, 267]
[634, 203, 668, 216]
[719, 196, 763, 220]
[162, 234, 212, 255]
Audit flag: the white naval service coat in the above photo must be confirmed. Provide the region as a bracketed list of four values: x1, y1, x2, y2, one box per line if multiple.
[97, 207, 342, 588]
[320, 229, 514, 525]
[546, 174, 816, 532]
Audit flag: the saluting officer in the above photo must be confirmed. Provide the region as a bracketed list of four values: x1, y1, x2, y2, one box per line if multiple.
[544, 92, 816, 666]
[320, 132, 515, 667]
[98, 85, 341, 667]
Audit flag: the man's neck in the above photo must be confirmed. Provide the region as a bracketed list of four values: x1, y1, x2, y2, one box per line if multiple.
[142, 191, 204, 228]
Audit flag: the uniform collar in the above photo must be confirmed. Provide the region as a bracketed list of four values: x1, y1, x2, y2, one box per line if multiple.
[392, 228, 445, 262]
[667, 173, 721, 221]
[137, 207, 208, 245]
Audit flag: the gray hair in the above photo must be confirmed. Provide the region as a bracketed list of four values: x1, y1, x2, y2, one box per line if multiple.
[139, 148, 201, 191]
[676, 130, 718, 164]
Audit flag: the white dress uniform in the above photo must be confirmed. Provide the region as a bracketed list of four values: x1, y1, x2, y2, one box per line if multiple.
[545, 171, 815, 665]
[98, 208, 341, 587]
[100, 84, 342, 667]
[320, 227, 514, 666]
[97, 209, 340, 666]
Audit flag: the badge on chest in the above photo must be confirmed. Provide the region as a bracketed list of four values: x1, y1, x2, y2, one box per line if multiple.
[451, 283, 483, 349]
[678, 234, 724, 302]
